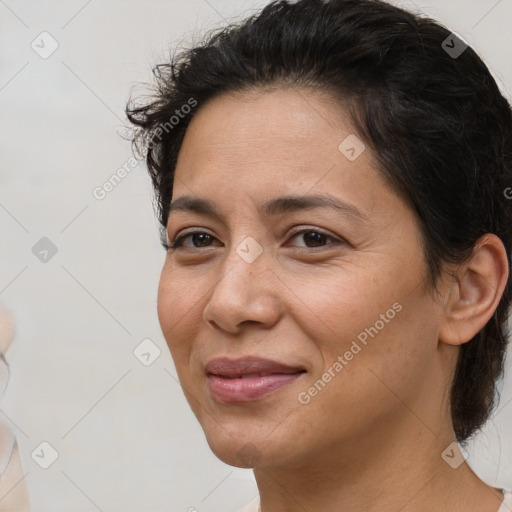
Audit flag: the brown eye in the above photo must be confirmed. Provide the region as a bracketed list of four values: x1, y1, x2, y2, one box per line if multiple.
[288, 229, 342, 248]
[171, 232, 217, 249]
[168, 228, 344, 251]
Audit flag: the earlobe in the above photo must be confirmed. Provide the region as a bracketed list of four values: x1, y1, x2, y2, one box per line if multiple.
[439, 234, 509, 346]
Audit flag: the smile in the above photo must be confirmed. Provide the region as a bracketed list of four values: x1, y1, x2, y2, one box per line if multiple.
[205, 357, 306, 403]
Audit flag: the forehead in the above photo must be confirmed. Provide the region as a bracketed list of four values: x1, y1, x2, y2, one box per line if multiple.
[174, 87, 379, 184]
[170, 87, 409, 232]
[168, 89, 421, 249]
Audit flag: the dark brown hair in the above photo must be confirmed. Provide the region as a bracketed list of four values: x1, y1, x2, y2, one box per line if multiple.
[126, 0, 512, 444]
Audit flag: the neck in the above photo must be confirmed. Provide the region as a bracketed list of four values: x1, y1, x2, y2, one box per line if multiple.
[252, 415, 503, 512]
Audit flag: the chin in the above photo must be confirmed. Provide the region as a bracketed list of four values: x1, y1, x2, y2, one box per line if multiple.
[202, 426, 272, 468]
[204, 422, 301, 470]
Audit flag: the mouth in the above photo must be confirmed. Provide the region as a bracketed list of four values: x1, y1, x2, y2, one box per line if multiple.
[205, 357, 306, 404]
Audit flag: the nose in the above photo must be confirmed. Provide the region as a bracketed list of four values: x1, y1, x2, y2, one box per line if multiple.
[202, 248, 282, 334]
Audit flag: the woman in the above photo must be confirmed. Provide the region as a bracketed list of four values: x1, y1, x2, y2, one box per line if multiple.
[127, 0, 512, 510]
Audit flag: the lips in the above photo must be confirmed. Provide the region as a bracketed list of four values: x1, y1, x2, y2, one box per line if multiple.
[205, 357, 305, 377]
[205, 357, 306, 403]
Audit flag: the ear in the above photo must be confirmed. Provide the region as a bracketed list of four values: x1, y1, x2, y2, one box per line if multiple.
[439, 234, 509, 346]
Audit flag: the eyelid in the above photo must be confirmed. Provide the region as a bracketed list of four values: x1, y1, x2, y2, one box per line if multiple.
[168, 226, 346, 249]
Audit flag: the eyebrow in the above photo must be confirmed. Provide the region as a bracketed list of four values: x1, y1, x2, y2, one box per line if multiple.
[167, 194, 369, 223]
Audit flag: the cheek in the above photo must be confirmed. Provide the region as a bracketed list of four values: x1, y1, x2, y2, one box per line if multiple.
[298, 253, 434, 377]
[156, 271, 173, 337]
[320, 284, 438, 410]
[156, 264, 195, 353]
[295, 266, 399, 348]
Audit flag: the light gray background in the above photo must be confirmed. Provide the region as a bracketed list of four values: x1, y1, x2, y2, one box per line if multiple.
[1, 1, 511, 511]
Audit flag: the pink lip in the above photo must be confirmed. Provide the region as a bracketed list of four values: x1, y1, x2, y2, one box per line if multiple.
[205, 357, 306, 404]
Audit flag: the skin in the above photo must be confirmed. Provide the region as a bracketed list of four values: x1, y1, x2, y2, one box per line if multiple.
[157, 87, 509, 512]
[0, 309, 30, 511]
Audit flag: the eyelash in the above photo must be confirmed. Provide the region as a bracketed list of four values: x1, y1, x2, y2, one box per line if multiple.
[164, 228, 344, 251]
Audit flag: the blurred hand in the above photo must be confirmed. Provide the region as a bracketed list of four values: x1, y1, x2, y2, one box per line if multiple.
[0, 307, 30, 511]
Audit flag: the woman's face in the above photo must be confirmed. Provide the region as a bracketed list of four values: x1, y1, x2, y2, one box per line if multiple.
[158, 88, 453, 469]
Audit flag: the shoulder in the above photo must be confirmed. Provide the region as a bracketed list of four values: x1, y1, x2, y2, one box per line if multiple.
[498, 489, 512, 512]
[236, 489, 512, 511]
[236, 496, 260, 512]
